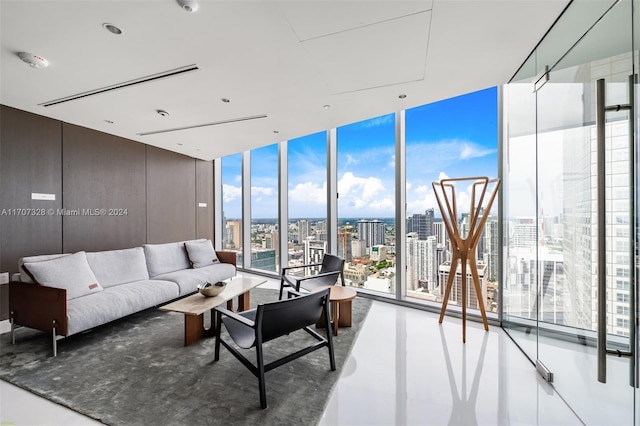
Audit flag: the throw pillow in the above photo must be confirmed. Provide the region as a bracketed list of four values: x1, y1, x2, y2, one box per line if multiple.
[23, 251, 104, 300]
[184, 239, 219, 268]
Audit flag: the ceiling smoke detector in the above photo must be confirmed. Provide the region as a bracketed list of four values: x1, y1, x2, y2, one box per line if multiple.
[17, 52, 49, 68]
[176, 0, 199, 13]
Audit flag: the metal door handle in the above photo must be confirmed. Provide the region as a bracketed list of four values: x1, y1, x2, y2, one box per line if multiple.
[595, 76, 636, 387]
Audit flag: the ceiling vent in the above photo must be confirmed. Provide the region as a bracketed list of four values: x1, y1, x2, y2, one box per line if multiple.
[40, 64, 200, 107]
[137, 114, 268, 136]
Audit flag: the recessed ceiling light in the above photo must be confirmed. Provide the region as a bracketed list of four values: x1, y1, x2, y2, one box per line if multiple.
[221, 98, 230, 103]
[104, 120, 114, 124]
[196, 149, 201, 151]
[273, 130, 279, 134]
[102, 23, 123, 35]
[17, 52, 49, 68]
[157, 110, 170, 117]
[177, 143, 183, 146]
[323, 104, 331, 109]
[176, 0, 199, 13]
[398, 94, 407, 99]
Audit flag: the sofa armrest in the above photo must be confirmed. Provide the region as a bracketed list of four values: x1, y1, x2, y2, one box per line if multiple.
[9, 281, 68, 336]
[216, 251, 237, 266]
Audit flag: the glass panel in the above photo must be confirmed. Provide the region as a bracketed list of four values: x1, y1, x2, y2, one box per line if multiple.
[505, 0, 636, 423]
[221, 153, 243, 266]
[337, 113, 395, 294]
[404, 88, 499, 316]
[250, 144, 279, 273]
[287, 131, 327, 274]
[502, 70, 539, 360]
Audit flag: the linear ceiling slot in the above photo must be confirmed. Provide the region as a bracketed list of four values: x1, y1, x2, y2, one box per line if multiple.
[40, 64, 201, 107]
[137, 114, 268, 136]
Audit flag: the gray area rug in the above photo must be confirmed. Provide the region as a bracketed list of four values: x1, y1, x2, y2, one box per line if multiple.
[0, 288, 371, 425]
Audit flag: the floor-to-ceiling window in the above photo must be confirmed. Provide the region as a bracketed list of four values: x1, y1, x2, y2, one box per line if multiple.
[250, 143, 279, 272]
[503, 0, 637, 423]
[404, 88, 499, 315]
[287, 132, 328, 272]
[337, 113, 396, 294]
[221, 153, 243, 265]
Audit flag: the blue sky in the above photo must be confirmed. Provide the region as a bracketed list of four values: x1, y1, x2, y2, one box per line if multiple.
[222, 86, 498, 219]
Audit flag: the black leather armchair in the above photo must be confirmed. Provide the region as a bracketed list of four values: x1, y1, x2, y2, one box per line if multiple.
[279, 254, 345, 300]
[213, 288, 335, 409]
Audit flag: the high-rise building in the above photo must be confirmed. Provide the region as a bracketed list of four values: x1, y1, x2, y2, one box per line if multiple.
[438, 260, 489, 310]
[297, 219, 310, 243]
[406, 234, 438, 292]
[357, 219, 385, 249]
[225, 220, 242, 249]
[304, 240, 327, 274]
[338, 229, 353, 261]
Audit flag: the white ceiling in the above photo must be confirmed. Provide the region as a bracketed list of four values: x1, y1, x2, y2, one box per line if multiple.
[0, 0, 569, 161]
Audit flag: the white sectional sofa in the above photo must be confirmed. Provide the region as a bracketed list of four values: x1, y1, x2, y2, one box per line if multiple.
[9, 239, 236, 355]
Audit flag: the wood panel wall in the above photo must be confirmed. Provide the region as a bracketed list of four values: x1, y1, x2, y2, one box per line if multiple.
[0, 106, 63, 273]
[62, 123, 147, 252]
[0, 105, 215, 274]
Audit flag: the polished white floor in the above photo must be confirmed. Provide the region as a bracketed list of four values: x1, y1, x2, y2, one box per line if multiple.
[1, 276, 584, 425]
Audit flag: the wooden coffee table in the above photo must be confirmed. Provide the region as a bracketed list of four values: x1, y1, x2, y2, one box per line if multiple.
[160, 277, 266, 346]
[311, 285, 357, 336]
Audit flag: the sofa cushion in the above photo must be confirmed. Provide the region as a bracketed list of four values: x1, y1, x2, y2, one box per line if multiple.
[22, 252, 104, 300]
[18, 253, 70, 283]
[86, 247, 149, 288]
[67, 279, 179, 335]
[184, 239, 219, 268]
[143, 240, 204, 278]
[154, 263, 236, 295]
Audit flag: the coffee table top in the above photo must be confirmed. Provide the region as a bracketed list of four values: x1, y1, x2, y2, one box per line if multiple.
[159, 277, 266, 315]
[311, 285, 357, 302]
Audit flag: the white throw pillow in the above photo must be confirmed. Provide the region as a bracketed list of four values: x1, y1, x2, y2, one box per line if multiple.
[23, 251, 104, 300]
[184, 240, 219, 268]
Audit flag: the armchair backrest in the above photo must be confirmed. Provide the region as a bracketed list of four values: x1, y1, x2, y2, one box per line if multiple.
[257, 288, 329, 343]
[316, 254, 345, 285]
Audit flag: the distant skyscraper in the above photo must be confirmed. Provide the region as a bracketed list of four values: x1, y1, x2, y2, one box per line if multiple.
[298, 219, 310, 243]
[406, 234, 438, 292]
[226, 220, 242, 249]
[438, 261, 488, 310]
[484, 216, 499, 281]
[351, 239, 367, 258]
[338, 229, 353, 261]
[433, 221, 446, 246]
[304, 240, 326, 274]
[357, 219, 384, 248]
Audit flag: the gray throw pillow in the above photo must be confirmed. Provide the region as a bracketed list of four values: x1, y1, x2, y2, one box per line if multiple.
[23, 251, 104, 300]
[184, 240, 219, 268]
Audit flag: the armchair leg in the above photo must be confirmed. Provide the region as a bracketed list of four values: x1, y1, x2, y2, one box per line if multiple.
[278, 277, 286, 300]
[256, 342, 267, 409]
[214, 311, 222, 362]
[323, 300, 336, 371]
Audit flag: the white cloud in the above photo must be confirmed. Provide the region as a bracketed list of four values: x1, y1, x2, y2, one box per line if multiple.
[360, 114, 394, 128]
[222, 184, 241, 203]
[289, 181, 326, 204]
[345, 154, 359, 167]
[233, 174, 242, 183]
[251, 186, 275, 197]
[459, 142, 495, 160]
[338, 172, 389, 210]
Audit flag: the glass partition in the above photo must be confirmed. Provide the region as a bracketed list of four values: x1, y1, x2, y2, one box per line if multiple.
[503, 0, 637, 423]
